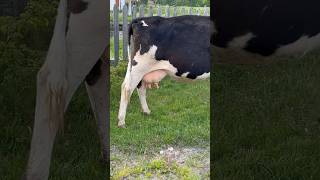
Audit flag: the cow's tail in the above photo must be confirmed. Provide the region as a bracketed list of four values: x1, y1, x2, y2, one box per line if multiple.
[46, 0, 69, 133]
[128, 19, 136, 61]
[128, 19, 137, 46]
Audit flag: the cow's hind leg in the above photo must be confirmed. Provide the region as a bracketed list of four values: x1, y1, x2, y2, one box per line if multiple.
[25, 62, 85, 180]
[137, 81, 151, 115]
[24, 64, 63, 180]
[25, 56, 104, 180]
[85, 59, 109, 164]
[118, 63, 148, 127]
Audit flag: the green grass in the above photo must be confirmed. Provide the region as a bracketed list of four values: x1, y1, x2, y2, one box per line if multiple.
[112, 158, 202, 180]
[212, 54, 320, 179]
[110, 37, 123, 61]
[0, 81, 109, 179]
[110, 61, 210, 153]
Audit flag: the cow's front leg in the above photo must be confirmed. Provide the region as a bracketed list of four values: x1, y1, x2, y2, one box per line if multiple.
[85, 60, 109, 164]
[137, 81, 151, 115]
[117, 64, 147, 128]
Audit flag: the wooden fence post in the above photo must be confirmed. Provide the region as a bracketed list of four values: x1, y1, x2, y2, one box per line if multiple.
[204, 6, 209, 16]
[149, 5, 153, 16]
[139, 5, 144, 17]
[181, 7, 185, 15]
[132, 5, 136, 19]
[113, 4, 119, 66]
[123, 5, 128, 61]
[166, 5, 170, 17]
[173, 6, 177, 17]
[158, 5, 162, 16]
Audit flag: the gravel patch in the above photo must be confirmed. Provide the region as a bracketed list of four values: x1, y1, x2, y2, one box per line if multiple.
[111, 146, 210, 179]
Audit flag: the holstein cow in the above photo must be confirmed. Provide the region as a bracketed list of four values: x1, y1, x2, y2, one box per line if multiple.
[23, 0, 108, 179]
[117, 15, 213, 127]
[211, 0, 320, 64]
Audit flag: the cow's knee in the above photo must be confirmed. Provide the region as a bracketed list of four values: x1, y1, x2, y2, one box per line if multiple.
[36, 63, 67, 131]
[121, 81, 131, 101]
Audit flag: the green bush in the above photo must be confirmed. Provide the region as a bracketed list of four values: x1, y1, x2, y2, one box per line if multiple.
[0, 0, 58, 135]
[0, 0, 58, 50]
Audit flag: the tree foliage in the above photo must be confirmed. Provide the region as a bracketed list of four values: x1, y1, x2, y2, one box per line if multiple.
[0, 0, 58, 121]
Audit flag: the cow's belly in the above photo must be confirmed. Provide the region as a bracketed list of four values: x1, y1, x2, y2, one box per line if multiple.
[275, 33, 320, 56]
[213, 33, 320, 64]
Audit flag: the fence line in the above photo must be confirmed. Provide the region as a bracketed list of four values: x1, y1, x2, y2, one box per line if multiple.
[111, 4, 210, 66]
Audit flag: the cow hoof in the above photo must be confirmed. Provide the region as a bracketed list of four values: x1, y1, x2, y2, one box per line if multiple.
[118, 124, 126, 128]
[143, 110, 151, 115]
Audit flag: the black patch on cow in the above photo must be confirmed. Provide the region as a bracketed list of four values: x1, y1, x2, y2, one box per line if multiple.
[212, 0, 320, 57]
[65, 0, 88, 34]
[129, 16, 211, 80]
[68, 0, 88, 14]
[85, 60, 102, 86]
[132, 59, 138, 66]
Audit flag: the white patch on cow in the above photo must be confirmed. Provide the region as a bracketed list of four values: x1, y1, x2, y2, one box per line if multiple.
[228, 33, 256, 48]
[181, 72, 190, 78]
[276, 33, 320, 56]
[141, 20, 149, 27]
[132, 45, 178, 76]
[196, 72, 210, 80]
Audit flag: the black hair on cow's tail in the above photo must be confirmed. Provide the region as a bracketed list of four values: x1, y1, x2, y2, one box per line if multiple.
[128, 20, 134, 46]
[128, 18, 141, 45]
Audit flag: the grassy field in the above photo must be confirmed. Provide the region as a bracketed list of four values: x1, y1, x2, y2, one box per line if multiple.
[110, 61, 210, 178]
[212, 54, 320, 179]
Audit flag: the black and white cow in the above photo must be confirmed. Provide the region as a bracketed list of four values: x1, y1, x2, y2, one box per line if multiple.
[117, 15, 213, 127]
[211, 0, 320, 64]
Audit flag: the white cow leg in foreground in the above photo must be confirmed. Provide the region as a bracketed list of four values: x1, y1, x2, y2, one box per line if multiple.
[24, 0, 108, 178]
[137, 81, 151, 115]
[26, 58, 106, 180]
[85, 60, 109, 163]
[26, 61, 97, 180]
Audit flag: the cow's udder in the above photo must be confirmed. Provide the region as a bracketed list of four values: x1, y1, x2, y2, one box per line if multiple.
[142, 70, 167, 88]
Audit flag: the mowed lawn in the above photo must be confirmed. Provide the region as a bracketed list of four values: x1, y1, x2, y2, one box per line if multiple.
[110, 61, 210, 153]
[212, 54, 320, 179]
